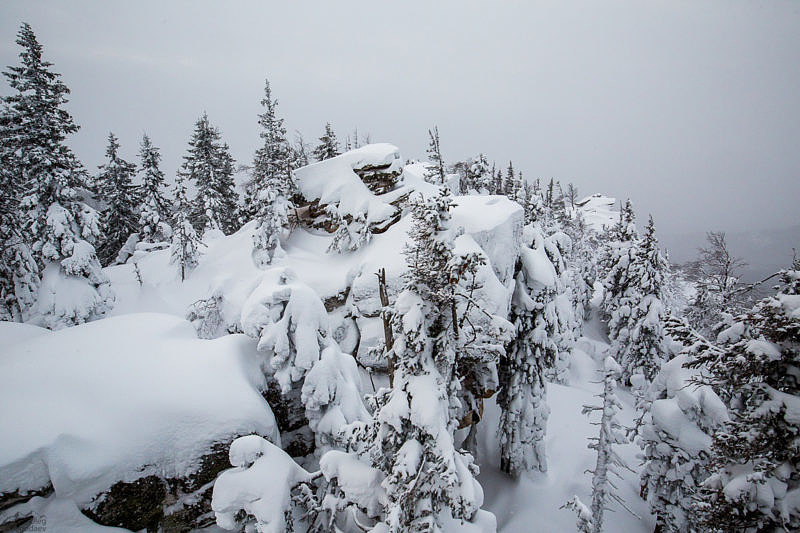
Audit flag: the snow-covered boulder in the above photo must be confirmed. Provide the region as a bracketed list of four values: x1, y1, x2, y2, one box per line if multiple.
[0, 313, 278, 531]
[295, 144, 403, 231]
[451, 195, 524, 286]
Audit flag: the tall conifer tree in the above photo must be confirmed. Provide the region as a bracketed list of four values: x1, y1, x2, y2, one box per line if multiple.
[170, 174, 202, 281]
[425, 126, 446, 184]
[96, 132, 139, 265]
[247, 79, 294, 267]
[1, 23, 111, 328]
[179, 113, 240, 235]
[313, 122, 340, 161]
[137, 134, 171, 244]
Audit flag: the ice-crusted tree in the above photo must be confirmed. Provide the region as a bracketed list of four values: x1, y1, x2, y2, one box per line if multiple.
[241, 268, 369, 451]
[247, 79, 294, 267]
[545, 229, 580, 383]
[566, 356, 634, 533]
[0, 162, 39, 321]
[600, 200, 641, 371]
[170, 174, 202, 281]
[470, 154, 493, 194]
[492, 168, 505, 197]
[211, 434, 320, 532]
[455, 153, 493, 194]
[567, 212, 599, 323]
[563, 496, 593, 533]
[137, 134, 171, 245]
[690, 258, 800, 532]
[313, 122, 340, 161]
[0, 98, 38, 321]
[96, 132, 139, 265]
[1, 23, 112, 328]
[497, 225, 561, 476]
[611, 216, 669, 385]
[179, 113, 240, 235]
[326, 207, 371, 254]
[684, 231, 748, 334]
[292, 131, 311, 168]
[600, 199, 637, 279]
[637, 326, 729, 533]
[524, 180, 547, 226]
[334, 190, 491, 531]
[505, 161, 520, 200]
[424, 126, 446, 184]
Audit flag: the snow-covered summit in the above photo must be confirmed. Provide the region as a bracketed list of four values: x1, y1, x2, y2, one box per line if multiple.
[576, 194, 617, 231]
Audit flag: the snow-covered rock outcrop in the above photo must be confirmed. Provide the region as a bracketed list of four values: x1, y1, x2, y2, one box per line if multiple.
[0, 314, 278, 530]
[295, 144, 404, 233]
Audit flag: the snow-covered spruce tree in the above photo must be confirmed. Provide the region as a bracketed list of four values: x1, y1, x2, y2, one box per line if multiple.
[0, 161, 39, 321]
[545, 178, 555, 208]
[524, 180, 547, 226]
[637, 341, 729, 533]
[600, 200, 641, 378]
[96, 132, 139, 265]
[137, 134, 171, 245]
[400, 188, 503, 426]
[552, 181, 572, 229]
[497, 225, 560, 476]
[186, 290, 227, 339]
[170, 174, 202, 282]
[563, 496, 593, 533]
[338, 190, 490, 531]
[313, 122, 340, 162]
[504, 161, 519, 200]
[0, 98, 38, 321]
[240, 268, 369, 452]
[211, 434, 321, 532]
[470, 154, 493, 194]
[492, 168, 505, 198]
[179, 113, 240, 235]
[326, 207, 371, 254]
[611, 216, 669, 385]
[424, 126, 446, 184]
[599, 200, 636, 285]
[1, 23, 112, 328]
[511, 170, 524, 206]
[566, 356, 634, 533]
[454, 153, 492, 194]
[543, 229, 579, 383]
[690, 259, 800, 532]
[566, 212, 599, 323]
[247, 79, 294, 268]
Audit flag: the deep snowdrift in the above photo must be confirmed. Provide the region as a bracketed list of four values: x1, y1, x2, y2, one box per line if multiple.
[0, 313, 278, 505]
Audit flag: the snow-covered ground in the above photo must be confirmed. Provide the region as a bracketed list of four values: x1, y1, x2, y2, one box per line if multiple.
[477, 314, 655, 532]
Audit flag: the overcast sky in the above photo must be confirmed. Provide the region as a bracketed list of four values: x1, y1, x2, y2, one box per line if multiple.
[1, 0, 798, 236]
